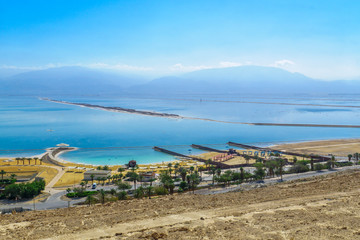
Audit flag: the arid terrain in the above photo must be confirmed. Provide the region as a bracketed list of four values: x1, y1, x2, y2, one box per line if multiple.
[1, 169, 360, 240]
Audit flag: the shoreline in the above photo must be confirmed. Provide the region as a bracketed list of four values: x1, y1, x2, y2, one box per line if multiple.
[41, 97, 360, 128]
[4, 138, 359, 167]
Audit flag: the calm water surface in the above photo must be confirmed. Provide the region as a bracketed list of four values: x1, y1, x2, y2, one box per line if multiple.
[0, 94, 359, 165]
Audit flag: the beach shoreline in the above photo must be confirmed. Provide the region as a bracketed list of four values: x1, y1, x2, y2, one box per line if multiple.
[3, 138, 360, 168]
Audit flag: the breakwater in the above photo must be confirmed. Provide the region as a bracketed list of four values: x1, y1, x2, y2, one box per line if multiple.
[41, 98, 360, 128]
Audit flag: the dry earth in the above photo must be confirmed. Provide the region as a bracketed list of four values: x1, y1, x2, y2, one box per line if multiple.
[273, 138, 360, 157]
[1, 169, 360, 240]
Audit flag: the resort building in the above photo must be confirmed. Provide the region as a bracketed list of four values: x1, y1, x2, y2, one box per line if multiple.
[139, 171, 156, 182]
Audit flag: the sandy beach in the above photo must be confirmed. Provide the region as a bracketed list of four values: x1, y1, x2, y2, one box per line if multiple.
[1, 138, 359, 189]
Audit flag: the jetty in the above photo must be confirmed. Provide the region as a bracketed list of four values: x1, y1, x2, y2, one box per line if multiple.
[191, 144, 227, 153]
[153, 147, 192, 159]
[153, 146, 250, 169]
[41, 146, 77, 167]
[228, 142, 330, 162]
[192, 144, 266, 161]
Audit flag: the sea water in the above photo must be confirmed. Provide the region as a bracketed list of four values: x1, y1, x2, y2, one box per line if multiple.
[0, 94, 359, 165]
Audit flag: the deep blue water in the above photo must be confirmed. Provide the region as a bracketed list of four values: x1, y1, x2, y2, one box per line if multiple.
[0, 94, 359, 165]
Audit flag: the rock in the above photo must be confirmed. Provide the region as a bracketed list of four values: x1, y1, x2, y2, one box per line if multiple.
[200, 217, 205, 220]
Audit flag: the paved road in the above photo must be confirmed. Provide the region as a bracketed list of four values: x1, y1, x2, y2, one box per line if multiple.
[195, 165, 360, 195]
[1, 165, 359, 212]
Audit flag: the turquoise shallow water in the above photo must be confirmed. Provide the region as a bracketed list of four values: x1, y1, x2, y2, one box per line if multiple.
[0, 94, 359, 165]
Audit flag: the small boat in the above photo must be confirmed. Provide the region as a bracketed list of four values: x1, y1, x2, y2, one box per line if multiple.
[47, 129, 55, 132]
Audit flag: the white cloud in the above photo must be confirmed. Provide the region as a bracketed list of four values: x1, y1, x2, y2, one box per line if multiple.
[170, 61, 245, 72]
[0, 63, 59, 70]
[271, 59, 295, 67]
[83, 63, 153, 71]
[169, 63, 213, 72]
[0, 63, 153, 72]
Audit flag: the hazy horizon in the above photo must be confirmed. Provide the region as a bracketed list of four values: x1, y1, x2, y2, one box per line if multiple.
[1, 1, 360, 80]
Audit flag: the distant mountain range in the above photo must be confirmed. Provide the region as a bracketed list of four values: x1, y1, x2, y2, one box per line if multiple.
[0, 65, 359, 95]
[0, 66, 145, 95]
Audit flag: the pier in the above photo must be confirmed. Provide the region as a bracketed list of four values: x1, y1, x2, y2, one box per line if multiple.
[153, 146, 250, 169]
[191, 144, 227, 153]
[228, 142, 330, 162]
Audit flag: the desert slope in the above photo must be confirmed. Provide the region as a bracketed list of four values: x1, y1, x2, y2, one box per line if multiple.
[1, 169, 360, 239]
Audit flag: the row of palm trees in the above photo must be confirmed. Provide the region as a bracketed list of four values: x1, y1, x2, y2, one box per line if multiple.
[348, 153, 360, 162]
[0, 169, 17, 181]
[14, 157, 43, 165]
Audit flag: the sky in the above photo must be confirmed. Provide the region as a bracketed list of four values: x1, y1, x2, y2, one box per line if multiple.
[1, 0, 360, 80]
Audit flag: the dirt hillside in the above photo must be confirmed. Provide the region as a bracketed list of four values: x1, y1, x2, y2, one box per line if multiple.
[1, 170, 360, 240]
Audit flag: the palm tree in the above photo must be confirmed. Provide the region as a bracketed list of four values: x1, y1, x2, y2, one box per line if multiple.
[210, 166, 216, 185]
[189, 166, 194, 174]
[189, 173, 201, 194]
[80, 181, 85, 189]
[39, 158, 43, 165]
[216, 168, 221, 178]
[34, 157, 39, 165]
[86, 195, 95, 206]
[107, 176, 112, 184]
[118, 167, 124, 174]
[205, 159, 211, 170]
[265, 160, 276, 177]
[96, 177, 101, 184]
[15, 157, 20, 165]
[146, 185, 154, 199]
[127, 172, 139, 190]
[331, 155, 336, 168]
[240, 167, 244, 182]
[21, 158, 25, 165]
[27, 158, 31, 165]
[174, 163, 179, 176]
[348, 154, 353, 162]
[168, 163, 173, 176]
[244, 155, 250, 165]
[10, 173, 16, 180]
[99, 189, 106, 204]
[276, 158, 285, 181]
[90, 174, 95, 184]
[355, 153, 359, 164]
[310, 157, 314, 171]
[0, 170, 6, 180]
[179, 167, 187, 181]
[139, 174, 144, 187]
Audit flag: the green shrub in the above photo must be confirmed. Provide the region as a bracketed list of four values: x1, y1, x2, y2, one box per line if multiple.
[288, 162, 310, 174]
[0, 179, 16, 186]
[134, 187, 145, 199]
[314, 163, 325, 171]
[3, 179, 45, 200]
[335, 162, 353, 167]
[154, 186, 168, 195]
[117, 190, 127, 200]
[179, 181, 188, 190]
[66, 191, 97, 198]
[117, 182, 132, 191]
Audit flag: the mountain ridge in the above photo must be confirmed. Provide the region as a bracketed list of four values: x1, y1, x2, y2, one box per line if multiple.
[1, 65, 359, 95]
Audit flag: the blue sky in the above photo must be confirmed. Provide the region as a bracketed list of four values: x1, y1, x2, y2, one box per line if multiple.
[1, 0, 360, 79]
